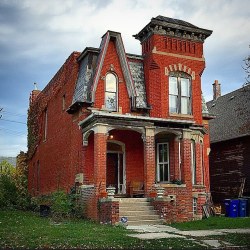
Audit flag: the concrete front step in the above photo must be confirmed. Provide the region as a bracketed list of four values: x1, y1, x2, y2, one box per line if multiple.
[120, 214, 160, 221]
[119, 201, 152, 207]
[114, 198, 148, 203]
[118, 198, 161, 226]
[125, 219, 163, 226]
[119, 210, 156, 216]
[119, 205, 155, 211]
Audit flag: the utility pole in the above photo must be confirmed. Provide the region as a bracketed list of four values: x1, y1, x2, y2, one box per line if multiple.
[0, 107, 3, 119]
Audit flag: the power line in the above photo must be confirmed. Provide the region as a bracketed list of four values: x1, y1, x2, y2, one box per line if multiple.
[0, 128, 26, 136]
[1, 110, 26, 117]
[0, 118, 26, 125]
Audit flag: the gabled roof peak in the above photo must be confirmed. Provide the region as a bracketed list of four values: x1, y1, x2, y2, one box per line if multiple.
[101, 30, 121, 39]
[91, 30, 137, 107]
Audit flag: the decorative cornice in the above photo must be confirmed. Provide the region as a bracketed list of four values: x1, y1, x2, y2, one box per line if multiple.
[134, 16, 212, 43]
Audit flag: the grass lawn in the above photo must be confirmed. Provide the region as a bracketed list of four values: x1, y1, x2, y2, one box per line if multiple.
[0, 210, 201, 249]
[171, 216, 250, 230]
[0, 210, 250, 249]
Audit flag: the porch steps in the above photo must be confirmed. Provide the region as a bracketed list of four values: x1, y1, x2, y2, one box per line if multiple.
[117, 198, 162, 226]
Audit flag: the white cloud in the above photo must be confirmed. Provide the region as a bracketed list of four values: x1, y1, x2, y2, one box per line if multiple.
[0, 0, 250, 156]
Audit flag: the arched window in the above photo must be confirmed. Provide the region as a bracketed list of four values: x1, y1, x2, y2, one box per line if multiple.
[169, 72, 192, 115]
[105, 73, 117, 111]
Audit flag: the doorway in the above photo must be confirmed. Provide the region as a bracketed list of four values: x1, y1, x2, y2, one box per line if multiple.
[106, 141, 126, 194]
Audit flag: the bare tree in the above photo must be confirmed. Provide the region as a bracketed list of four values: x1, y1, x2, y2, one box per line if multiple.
[243, 45, 250, 86]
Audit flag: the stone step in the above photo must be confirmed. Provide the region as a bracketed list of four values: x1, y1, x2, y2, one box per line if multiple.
[126, 219, 162, 226]
[120, 214, 160, 221]
[114, 198, 148, 203]
[119, 206, 155, 213]
[119, 201, 152, 207]
[117, 198, 162, 226]
[120, 210, 157, 216]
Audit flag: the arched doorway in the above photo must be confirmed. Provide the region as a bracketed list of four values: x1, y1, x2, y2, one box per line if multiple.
[106, 140, 126, 194]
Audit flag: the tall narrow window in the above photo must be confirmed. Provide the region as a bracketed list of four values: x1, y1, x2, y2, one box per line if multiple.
[193, 197, 198, 215]
[169, 73, 191, 115]
[157, 143, 170, 182]
[62, 94, 66, 111]
[36, 160, 40, 193]
[191, 140, 196, 185]
[105, 73, 117, 111]
[44, 108, 48, 141]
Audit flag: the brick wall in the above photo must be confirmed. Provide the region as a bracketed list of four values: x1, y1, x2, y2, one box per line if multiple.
[143, 35, 205, 125]
[152, 186, 193, 223]
[28, 52, 83, 195]
[99, 199, 119, 225]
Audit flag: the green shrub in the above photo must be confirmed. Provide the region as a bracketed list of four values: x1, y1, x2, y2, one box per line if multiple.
[0, 161, 18, 209]
[51, 190, 71, 222]
[0, 174, 18, 209]
[69, 187, 84, 218]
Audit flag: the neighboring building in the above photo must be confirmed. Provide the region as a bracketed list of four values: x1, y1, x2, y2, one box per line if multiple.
[28, 15, 213, 224]
[0, 156, 16, 167]
[207, 82, 250, 205]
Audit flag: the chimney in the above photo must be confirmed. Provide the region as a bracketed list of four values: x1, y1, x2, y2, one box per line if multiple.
[29, 83, 41, 105]
[213, 80, 221, 101]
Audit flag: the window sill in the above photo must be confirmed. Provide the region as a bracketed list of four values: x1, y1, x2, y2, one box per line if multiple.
[192, 185, 205, 188]
[169, 113, 194, 119]
[157, 183, 186, 188]
[100, 106, 121, 114]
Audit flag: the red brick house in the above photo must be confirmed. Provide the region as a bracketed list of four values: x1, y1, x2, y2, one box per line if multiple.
[28, 16, 213, 224]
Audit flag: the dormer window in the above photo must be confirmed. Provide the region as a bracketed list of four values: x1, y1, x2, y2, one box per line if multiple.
[169, 72, 191, 115]
[105, 73, 117, 111]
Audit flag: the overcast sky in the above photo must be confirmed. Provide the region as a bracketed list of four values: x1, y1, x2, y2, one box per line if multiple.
[0, 0, 249, 157]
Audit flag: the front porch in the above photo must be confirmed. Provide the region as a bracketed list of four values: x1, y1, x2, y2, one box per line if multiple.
[78, 111, 208, 223]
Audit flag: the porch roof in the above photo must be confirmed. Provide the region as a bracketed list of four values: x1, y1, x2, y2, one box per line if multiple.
[79, 110, 195, 131]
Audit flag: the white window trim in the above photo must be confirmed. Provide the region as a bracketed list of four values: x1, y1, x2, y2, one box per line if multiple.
[169, 73, 192, 115]
[105, 73, 118, 111]
[193, 197, 198, 215]
[157, 142, 170, 182]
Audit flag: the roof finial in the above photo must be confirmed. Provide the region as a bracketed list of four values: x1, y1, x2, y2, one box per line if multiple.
[34, 82, 38, 90]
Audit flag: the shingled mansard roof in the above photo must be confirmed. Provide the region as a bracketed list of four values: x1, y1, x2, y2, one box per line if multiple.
[70, 31, 148, 112]
[207, 84, 250, 143]
[69, 16, 213, 114]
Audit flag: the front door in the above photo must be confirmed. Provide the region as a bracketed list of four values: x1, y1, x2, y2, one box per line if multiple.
[106, 152, 125, 194]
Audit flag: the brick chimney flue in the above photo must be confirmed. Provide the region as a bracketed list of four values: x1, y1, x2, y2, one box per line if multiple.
[212, 80, 221, 101]
[29, 83, 41, 105]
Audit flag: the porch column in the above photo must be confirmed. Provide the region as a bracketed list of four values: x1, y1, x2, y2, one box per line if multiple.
[181, 130, 192, 188]
[93, 125, 108, 194]
[143, 126, 156, 195]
